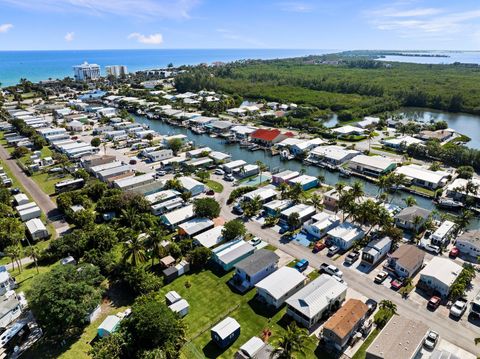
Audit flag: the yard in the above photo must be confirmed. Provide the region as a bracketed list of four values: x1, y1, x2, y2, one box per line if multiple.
[205, 179, 224, 193]
[30, 171, 73, 196]
[159, 268, 318, 359]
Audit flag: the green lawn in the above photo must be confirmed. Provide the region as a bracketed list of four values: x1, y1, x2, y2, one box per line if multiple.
[30, 171, 73, 196]
[159, 269, 318, 359]
[205, 179, 224, 193]
[11, 261, 57, 293]
[409, 185, 435, 197]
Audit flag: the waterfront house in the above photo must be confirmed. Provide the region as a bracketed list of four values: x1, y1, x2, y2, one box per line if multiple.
[272, 170, 299, 185]
[348, 155, 397, 178]
[212, 239, 255, 272]
[304, 212, 340, 239]
[326, 222, 365, 251]
[209, 151, 231, 163]
[209, 120, 234, 134]
[445, 177, 480, 204]
[322, 298, 369, 351]
[417, 129, 454, 142]
[211, 317, 241, 348]
[323, 186, 351, 210]
[366, 316, 428, 359]
[332, 125, 365, 137]
[418, 257, 462, 298]
[237, 164, 259, 178]
[286, 274, 347, 328]
[357, 116, 380, 128]
[394, 206, 431, 231]
[387, 245, 425, 278]
[230, 125, 258, 140]
[290, 138, 325, 156]
[255, 266, 306, 309]
[382, 135, 423, 149]
[232, 249, 279, 292]
[250, 129, 294, 147]
[287, 174, 318, 191]
[307, 145, 360, 165]
[455, 230, 480, 257]
[361, 236, 392, 267]
[223, 160, 247, 173]
[395, 164, 450, 189]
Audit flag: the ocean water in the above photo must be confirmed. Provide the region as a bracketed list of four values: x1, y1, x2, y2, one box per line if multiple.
[378, 51, 480, 64]
[0, 49, 332, 87]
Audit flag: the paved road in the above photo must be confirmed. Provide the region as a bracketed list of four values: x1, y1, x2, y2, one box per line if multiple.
[213, 175, 480, 356]
[0, 144, 64, 238]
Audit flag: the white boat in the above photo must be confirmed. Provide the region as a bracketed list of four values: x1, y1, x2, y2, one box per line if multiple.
[436, 198, 464, 210]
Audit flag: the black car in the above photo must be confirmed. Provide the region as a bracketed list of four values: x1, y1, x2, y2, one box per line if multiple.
[365, 299, 378, 316]
[232, 204, 244, 215]
[9, 188, 20, 195]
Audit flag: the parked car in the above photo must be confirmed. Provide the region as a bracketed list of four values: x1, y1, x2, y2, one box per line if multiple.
[206, 189, 215, 196]
[232, 204, 244, 215]
[450, 298, 468, 318]
[332, 275, 345, 284]
[156, 170, 167, 176]
[423, 330, 439, 350]
[424, 243, 440, 254]
[313, 241, 326, 253]
[294, 259, 309, 272]
[279, 226, 289, 235]
[319, 263, 343, 278]
[390, 278, 403, 290]
[9, 188, 20, 195]
[129, 158, 137, 165]
[214, 168, 225, 175]
[449, 247, 459, 259]
[224, 174, 234, 182]
[249, 237, 262, 246]
[365, 299, 378, 316]
[345, 250, 360, 265]
[374, 271, 388, 284]
[427, 296, 441, 311]
[327, 245, 340, 257]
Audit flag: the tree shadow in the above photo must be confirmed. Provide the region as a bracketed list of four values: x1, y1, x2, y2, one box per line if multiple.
[202, 340, 231, 359]
[247, 296, 281, 318]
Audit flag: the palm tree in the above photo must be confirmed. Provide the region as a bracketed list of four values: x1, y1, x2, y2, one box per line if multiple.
[25, 245, 40, 274]
[403, 196, 417, 207]
[145, 230, 168, 267]
[307, 193, 324, 211]
[255, 160, 268, 184]
[271, 322, 308, 359]
[379, 300, 397, 314]
[278, 182, 289, 199]
[5, 245, 23, 273]
[454, 209, 473, 235]
[367, 131, 375, 152]
[316, 175, 325, 185]
[122, 235, 147, 266]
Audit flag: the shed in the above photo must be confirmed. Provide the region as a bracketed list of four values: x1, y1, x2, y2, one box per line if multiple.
[163, 266, 178, 283]
[168, 298, 189, 317]
[13, 193, 29, 206]
[165, 290, 182, 305]
[97, 315, 121, 338]
[211, 317, 241, 348]
[25, 218, 49, 240]
[160, 255, 176, 268]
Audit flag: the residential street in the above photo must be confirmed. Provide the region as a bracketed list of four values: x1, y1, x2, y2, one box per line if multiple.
[214, 175, 480, 356]
[0, 144, 66, 238]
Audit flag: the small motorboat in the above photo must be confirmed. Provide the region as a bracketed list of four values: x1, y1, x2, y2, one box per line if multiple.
[436, 198, 464, 210]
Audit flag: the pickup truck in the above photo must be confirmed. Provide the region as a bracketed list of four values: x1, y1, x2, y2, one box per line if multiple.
[319, 263, 344, 278]
[345, 250, 360, 265]
[450, 298, 468, 318]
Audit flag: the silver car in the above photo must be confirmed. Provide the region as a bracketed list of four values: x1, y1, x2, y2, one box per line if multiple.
[423, 330, 439, 350]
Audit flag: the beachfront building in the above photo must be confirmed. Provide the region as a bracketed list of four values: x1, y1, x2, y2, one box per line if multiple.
[73, 62, 101, 81]
[105, 65, 128, 77]
[307, 145, 360, 165]
[395, 164, 450, 190]
[348, 155, 397, 178]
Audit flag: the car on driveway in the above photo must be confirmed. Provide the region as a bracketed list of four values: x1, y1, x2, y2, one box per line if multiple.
[156, 170, 167, 176]
[374, 271, 388, 284]
[295, 259, 309, 272]
[224, 174, 234, 181]
[423, 330, 439, 350]
[313, 241, 326, 253]
[449, 247, 459, 259]
[424, 243, 440, 254]
[344, 250, 360, 265]
[427, 296, 441, 311]
[214, 168, 225, 175]
[327, 245, 340, 257]
[390, 278, 404, 290]
[450, 298, 468, 318]
[365, 299, 378, 316]
[232, 204, 244, 215]
[249, 237, 262, 246]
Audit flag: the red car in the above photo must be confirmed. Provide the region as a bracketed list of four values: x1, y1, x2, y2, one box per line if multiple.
[449, 247, 459, 259]
[390, 278, 403, 290]
[313, 241, 326, 253]
[427, 296, 441, 310]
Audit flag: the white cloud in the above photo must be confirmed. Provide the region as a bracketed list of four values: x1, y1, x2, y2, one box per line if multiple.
[128, 32, 163, 45]
[366, 4, 480, 39]
[0, 23, 13, 33]
[1, 0, 199, 19]
[215, 28, 264, 47]
[277, 1, 313, 13]
[64, 31, 74, 42]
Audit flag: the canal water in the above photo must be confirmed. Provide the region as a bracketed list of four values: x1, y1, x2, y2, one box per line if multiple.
[134, 114, 480, 229]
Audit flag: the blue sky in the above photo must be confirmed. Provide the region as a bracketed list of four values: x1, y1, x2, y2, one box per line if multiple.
[1, 0, 480, 50]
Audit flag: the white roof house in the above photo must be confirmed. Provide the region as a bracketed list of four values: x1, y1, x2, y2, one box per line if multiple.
[255, 267, 306, 306]
[223, 160, 247, 173]
[304, 212, 340, 239]
[209, 151, 231, 163]
[395, 164, 450, 189]
[193, 226, 224, 248]
[309, 145, 360, 165]
[357, 116, 380, 128]
[25, 218, 49, 240]
[349, 155, 397, 177]
[113, 173, 156, 190]
[281, 203, 316, 222]
[145, 190, 180, 205]
[446, 177, 480, 200]
[419, 257, 462, 298]
[178, 218, 214, 237]
[332, 125, 365, 136]
[243, 186, 278, 203]
[327, 222, 365, 250]
[178, 177, 205, 196]
[186, 147, 212, 157]
[161, 204, 195, 227]
[286, 274, 348, 328]
[382, 135, 423, 148]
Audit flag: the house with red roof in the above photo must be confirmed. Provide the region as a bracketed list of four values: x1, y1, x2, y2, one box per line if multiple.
[250, 129, 294, 147]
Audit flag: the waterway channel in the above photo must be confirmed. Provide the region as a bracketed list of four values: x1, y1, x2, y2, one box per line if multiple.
[133, 114, 480, 229]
